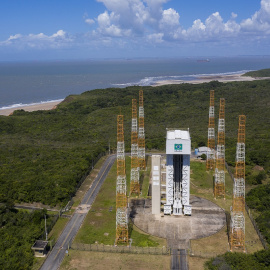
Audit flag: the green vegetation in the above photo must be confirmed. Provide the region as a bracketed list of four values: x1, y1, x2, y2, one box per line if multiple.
[0, 203, 54, 270]
[246, 184, 270, 244]
[243, 68, 270, 77]
[74, 156, 163, 247]
[205, 249, 270, 270]
[1, 80, 270, 207]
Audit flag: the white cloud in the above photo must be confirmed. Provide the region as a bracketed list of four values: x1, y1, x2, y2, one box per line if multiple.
[1, 0, 270, 53]
[0, 30, 72, 49]
[85, 18, 95, 25]
[241, 0, 270, 33]
[147, 33, 164, 43]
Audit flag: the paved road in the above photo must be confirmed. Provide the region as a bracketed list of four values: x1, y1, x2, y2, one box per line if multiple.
[40, 155, 116, 270]
[171, 249, 180, 270]
[171, 249, 188, 270]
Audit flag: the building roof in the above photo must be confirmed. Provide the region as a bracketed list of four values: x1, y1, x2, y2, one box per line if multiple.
[198, 146, 210, 152]
[31, 240, 48, 250]
[167, 129, 190, 140]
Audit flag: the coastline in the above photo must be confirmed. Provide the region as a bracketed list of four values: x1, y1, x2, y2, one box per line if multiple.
[152, 73, 258, 86]
[0, 100, 63, 116]
[1, 73, 269, 116]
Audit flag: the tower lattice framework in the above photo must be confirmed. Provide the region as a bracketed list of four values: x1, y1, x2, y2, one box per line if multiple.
[138, 90, 146, 170]
[230, 115, 246, 251]
[206, 90, 215, 170]
[215, 98, 225, 198]
[116, 115, 129, 244]
[130, 99, 140, 195]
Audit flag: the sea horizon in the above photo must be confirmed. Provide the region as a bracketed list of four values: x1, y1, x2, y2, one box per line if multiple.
[1, 56, 270, 109]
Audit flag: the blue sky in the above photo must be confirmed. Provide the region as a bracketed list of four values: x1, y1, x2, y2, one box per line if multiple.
[0, 0, 269, 61]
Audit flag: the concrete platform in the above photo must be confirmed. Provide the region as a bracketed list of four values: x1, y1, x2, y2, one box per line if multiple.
[130, 195, 226, 249]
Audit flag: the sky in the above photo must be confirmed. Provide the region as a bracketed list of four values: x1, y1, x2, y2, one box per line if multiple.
[0, 0, 269, 61]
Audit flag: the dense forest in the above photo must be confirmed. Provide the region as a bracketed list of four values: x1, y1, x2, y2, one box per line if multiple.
[0, 203, 53, 270]
[0, 77, 270, 269]
[243, 68, 270, 77]
[1, 79, 269, 206]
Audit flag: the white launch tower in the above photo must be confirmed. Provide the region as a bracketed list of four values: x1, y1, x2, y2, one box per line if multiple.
[164, 129, 192, 215]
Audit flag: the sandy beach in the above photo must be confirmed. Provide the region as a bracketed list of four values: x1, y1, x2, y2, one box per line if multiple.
[1, 73, 269, 116]
[152, 73, 263, 86]
[0, 100, 62, 116]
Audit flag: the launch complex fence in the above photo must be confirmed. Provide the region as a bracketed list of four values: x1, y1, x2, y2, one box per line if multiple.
[71, 243, 170, 255]
[225, 162, 269, 250]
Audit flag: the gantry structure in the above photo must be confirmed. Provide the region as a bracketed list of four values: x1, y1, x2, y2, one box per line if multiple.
[115, 115, 129, 244]
[230, 115, 246, 251]
[206, 90, 215, 170]
[214, 98, 225, 198]
[138, 90, 146, 170]
[130, 99, 140, 195]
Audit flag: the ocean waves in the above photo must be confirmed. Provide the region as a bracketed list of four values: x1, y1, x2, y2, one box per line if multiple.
[0, 99, 64, 111]
[111, 70, 251, 87]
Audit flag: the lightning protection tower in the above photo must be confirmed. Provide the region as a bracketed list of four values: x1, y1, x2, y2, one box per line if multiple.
[138, 90, 146, 170]
[116, 115, 129, 244]
[215, 98, 225, 198]
[206, 90, 215, 170]
[230, 115, 246, 251]
[130, 99, 140, 195]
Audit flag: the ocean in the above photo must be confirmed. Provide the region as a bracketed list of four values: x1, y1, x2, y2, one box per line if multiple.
[1, 56, 270, 109]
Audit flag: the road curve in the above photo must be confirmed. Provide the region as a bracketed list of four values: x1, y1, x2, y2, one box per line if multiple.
[40, 154, 116, 270]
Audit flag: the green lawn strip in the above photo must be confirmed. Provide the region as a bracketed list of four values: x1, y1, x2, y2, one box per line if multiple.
[130, 223, 167, 247]
[74, 156, 164, 247]
[48, 217, 70, 243]
[32, 257, 46, 270]
[71, 155, 108, 210]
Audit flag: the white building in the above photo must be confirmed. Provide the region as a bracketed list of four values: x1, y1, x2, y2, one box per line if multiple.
[164, 129, 192, 215]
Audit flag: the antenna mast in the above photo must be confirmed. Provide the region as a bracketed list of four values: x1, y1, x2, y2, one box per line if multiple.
[130, 99, 140, 195]
[116, 115, 128, 244]
[206, 90, 215, 170]
[214, 98, 225, 198]
[138, 90, 146, 170]
[230, 115, 246, 251]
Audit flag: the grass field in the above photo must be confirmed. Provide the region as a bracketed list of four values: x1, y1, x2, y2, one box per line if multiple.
[74, 155, 162, 247]
[60, 250, 170, 270]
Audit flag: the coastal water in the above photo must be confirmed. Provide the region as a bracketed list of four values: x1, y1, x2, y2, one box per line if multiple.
[1, 56, 270, 109]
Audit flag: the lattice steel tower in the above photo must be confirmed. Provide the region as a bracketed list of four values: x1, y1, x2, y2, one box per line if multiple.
[138, 90, 146, 170]
[206, 90, 215, 170]
[130, 99, 140, 195]
[116, 115, 129, 244]
[230, 115, 246, 251]
[215, 98, 225, 198]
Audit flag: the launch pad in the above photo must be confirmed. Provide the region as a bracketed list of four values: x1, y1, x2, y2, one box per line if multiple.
[131, 196, 226, 249]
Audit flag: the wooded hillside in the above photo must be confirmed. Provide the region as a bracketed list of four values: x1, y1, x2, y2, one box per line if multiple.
[0, 79, 269, 206]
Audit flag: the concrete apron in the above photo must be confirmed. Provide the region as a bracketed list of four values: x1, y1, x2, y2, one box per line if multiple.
[131, 195, 226, 249]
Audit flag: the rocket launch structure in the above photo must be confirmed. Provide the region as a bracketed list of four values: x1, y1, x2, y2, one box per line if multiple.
[164, 129, 192, 215]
